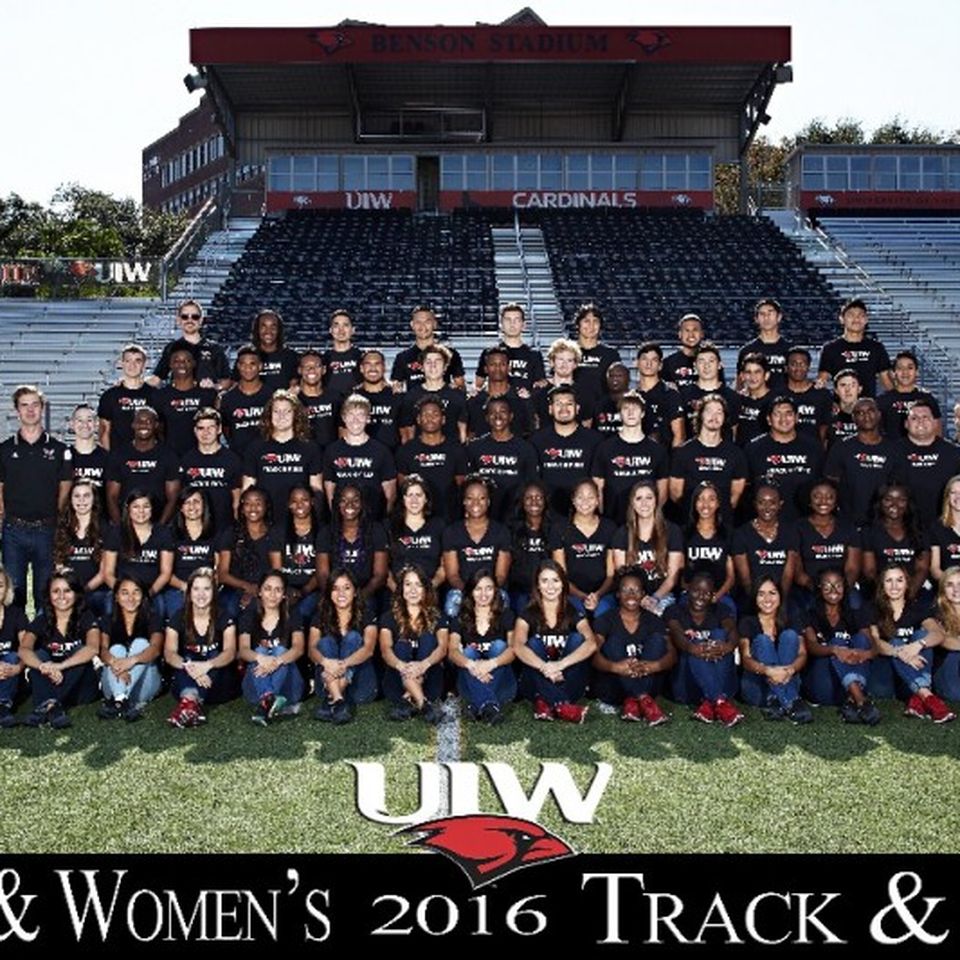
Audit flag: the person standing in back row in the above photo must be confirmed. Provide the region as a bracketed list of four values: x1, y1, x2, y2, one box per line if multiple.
[0, 386, 72, 610]
[817, 298, 893, 398]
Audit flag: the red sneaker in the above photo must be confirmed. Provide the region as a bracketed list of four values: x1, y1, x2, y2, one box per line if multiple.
[167, 697, 193, 728]
[533, 696, 554, 721]
[924, 694, 956, 724]
[714, 697, 744, 728]
[554, 702, 589, 724]
[620, 697, 642, 722]
[638, 694, 668, 727]
[904, 694, 928, 720]
[693, 699, 714, 724]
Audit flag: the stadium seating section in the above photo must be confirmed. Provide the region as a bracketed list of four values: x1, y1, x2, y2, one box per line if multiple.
[534, 208, 845, 344]
[206, 207, 844, 350]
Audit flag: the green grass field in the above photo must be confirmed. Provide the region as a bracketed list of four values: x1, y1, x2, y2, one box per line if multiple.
[2, 696, 957, 855]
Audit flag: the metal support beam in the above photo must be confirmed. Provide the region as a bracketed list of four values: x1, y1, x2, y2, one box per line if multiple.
[204, 68, 237, 164]
[738, 62, 791, 212]
[345, 64, 361, 141]
[611, 64, 633, 142]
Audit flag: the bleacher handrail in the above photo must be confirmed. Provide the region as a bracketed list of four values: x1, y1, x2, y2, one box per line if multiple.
[160, 196, 221, 301]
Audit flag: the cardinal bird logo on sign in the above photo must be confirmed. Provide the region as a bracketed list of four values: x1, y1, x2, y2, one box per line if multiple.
[400, 815, 575, 888]
[308, 30, 353, 55]
[629, 29, 671, 55]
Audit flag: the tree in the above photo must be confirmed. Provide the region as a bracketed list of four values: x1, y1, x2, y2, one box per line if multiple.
[870, 117, 945, 144]
[794, 117, 865, 145]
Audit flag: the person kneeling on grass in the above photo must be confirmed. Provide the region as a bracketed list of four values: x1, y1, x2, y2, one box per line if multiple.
[868, 564, 955, 723]
[379, 565, 448, 723]
[19, 568, 100, 729]
[738, 577, 813, 724]
[98, 577, 163, 722]
[309, 569, 378, 724]
[665, 572, 742, 727]
[164, 567, 238, 728]
[239, 571, 305, 727]
[801, 569, 879, 725]
[447, 568, 516, 725]
[591, 566, 674, 725]
[512, 559, 597, 724]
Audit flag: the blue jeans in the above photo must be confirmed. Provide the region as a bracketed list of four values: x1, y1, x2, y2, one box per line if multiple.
[170, 652, 239, 705]
[0, 651, 22, 706]
[383, 631, 443, 704]
[934, 650, 960, 701]
[2, 519, 54, 612]
[29, 648, 99, 708]
[740, 630, 802, 707]
[316, 631, 378, 704]
[159, 586, 185, 625]
[520, 632, 590, 706]
[802, 631, 873, 705]
[458, 639, 517, 711]
[100, 639, 162, 705]
[242, 645, 306, 705]
[871, 629, 933, 699]
[86, 586, 113, 620]
[591, 631, 668, 704]
[569, 593, 617, 621]
[669, 628, 737, 704]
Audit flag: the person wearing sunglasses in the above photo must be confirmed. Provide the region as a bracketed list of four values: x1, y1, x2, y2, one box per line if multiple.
[148, 299, 232, 391]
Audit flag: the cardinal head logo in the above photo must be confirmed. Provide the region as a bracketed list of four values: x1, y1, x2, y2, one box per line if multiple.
[399, 814, 575, 888]
[308, 30, 352, 56]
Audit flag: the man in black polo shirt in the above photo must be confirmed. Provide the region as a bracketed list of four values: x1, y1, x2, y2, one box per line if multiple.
[148, 298, 231, 391]
[0, 385, 72, 609]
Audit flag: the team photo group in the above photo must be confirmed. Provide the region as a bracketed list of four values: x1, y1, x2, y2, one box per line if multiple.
[2, 294, 959, 734]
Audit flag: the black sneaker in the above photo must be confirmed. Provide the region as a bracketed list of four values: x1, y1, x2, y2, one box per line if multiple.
[420, 701, 444, 725]
[857, 699, 881, 726]
[49, 704, 72, 730]
[251, 693, 274, 727]
[787, 699, 813, 725]
[0, 703, 17, 728]
[839, 700, 861, 724]
[486, 703, 506, 726]
[389, 700, 415, 721]
[314, 700, 335, 722]
[97, 699, 123, 720]
[332, 700, 354, 725]
[761, 695, 785, 721]
[123, 702, 145, 723]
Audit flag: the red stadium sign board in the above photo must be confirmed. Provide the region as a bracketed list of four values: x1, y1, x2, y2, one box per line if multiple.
[266, 190, 713, 212]
[800, 190, 960, 211]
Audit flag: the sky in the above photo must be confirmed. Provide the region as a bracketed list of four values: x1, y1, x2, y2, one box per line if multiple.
[1, 0, 957, 206]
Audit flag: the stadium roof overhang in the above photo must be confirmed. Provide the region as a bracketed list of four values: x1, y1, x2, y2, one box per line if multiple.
[189, 22, 791, 153]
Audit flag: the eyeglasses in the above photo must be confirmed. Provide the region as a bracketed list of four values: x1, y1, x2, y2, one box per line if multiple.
[180, 312, 201, 320]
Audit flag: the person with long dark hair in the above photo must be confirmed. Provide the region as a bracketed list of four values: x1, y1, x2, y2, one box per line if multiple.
[387, 475, 446, 591]
[442, 475, 511, 618]
[379, 565, 448, 723]
[507, 480, 552, 614]
[54, 478, 109, 617]
[447, 568, 516, 725]
[216, 485, 273, 620]
[317, 482, 389, 605]
[250, 308, 300, 392]
[665, 572, 742, 726]
[0, 564, 28, 726]
[98, 576, 163, 721]
[164, 486, 217, 622]
[868, 563, 954, 722]
[682, 480, 735, 616]
[591, 566, 674, 724]
[102, 489, 174, 619]
[19, 569, 99, 728]
[738, 577, 812, 723]
[611, 479, 683, 613]
[269, 485, 321, 620]
[801, 569, 879, 724]
[550, 478, 616, 619]
[309, 569, 378, 724]
[238, 571, 305, 726]
[164, 567, 238, 727]
[861, 483, 929, 599]
[512, 559, 596, 723]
